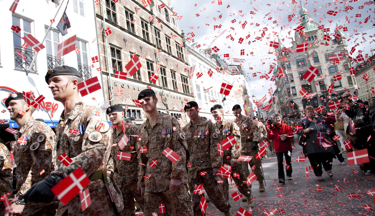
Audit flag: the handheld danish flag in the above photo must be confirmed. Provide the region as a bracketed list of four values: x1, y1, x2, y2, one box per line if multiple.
[162, 147, 181, 163]
[315, 106, 324, 113]
[16, 50, 26, 60]
[22, 34, 45, 52]
[51, 167, 90, 205]
[78, 77, 101, 97]
[150, 73, 159, 83]
[31, 95, 45, 108]
[236, 207, 252, 216]
[299, 88, 309, 98]
[58, 153, 73, 166]
[9, 0, 19, 13]
[296, 157, 306, 162]
[132, 99, 142, 108]
[328, 101, 340, 110]
[296, 43, 308, 52]
[220, 83, 233, 96]
[303, 66, 319, 82]
[115, 71, 127, 80]
[126, 54, 142, 76]
[79, 188, 91, 212]
[217, 144, 224, 156]
[270, 41, 280, 49]
[56, 35, 76, 59]
[159, 204, 165, 214]
[231, 192, 243, 202]
[149, 159, 158, 168]
[207, 69, 213, 77]
[140, 147, 147, 153]
[117, 152, 131, 161]
[221, 135, 236, 150]
[326, 10, 338, 16]
[118, 134, 128, 150]
[17, 137, 27, 145]
[256, 147, 266, 160]
[246, 172, 257, 186]
[5, 127, 18, 134]
[343, 139, 353, 150]
[259, 139, 269, 149]
[238, 155, 253, 162]
[200, 196, 207, 216]
[2, 194, 12, 212]
[332, 134, 341, 141]
[328, 53, 344, 61]
[347, 149, 369, 165]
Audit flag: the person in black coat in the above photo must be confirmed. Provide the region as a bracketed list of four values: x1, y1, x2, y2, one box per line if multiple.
[297, 106, 336, 181]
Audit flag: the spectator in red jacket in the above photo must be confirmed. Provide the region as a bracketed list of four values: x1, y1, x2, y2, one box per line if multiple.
[267, 113, 294, 183]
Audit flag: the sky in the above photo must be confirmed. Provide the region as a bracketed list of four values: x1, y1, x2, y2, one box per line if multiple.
[170, 0, 375, 104]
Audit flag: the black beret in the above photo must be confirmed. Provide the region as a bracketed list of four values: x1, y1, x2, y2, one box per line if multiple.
[45, 65, 82, 84]
[184, 101, 199, 111]
[210, 104, 223, 112]
[5, 92, 24, 108]
[138, 89, 156, 100]
[106, 105, 124, 115]
[232, 104, 241, 111]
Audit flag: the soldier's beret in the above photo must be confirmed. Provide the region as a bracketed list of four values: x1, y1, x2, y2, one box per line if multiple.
[106, 104, 124, 115]
[138, 89, 156, 100]
[232, 104, 241, 111]
[45, 65, 82, 84]
[210, 104, 223, 113]
[184, 101, 199, 111]
[5, 92, 24, 107]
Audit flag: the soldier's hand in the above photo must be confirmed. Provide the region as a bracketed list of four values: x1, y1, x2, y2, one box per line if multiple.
[169, 178, 181, 191]
[212, 168, 219, 176]
[137, 182, 145, 198]
[9, 203, 25, 215]
[230, 159, 238, 167]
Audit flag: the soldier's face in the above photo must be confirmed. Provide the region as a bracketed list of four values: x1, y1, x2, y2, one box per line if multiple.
[211, 109, 222, 119]
[48, 76, 77, 102]
[186, 108, 199, 120]
[108, 112, 124, 126]
[7, 100, 28, 120]
[233, 108, 242, 117]
[139, 96, 157, 113]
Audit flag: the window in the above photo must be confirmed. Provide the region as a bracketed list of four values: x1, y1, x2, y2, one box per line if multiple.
[331, 78, 342, 88]
[171, 70, 177, 90]
[165, 35, 171, 53]
[106, 0, 116, 23]
[164, 8, 170, 22]
[76, 40, 91, 80]
[13, 16, 36, 72]
[181, 75, 190, 94]
[160, 67, 168, 87]
[328, 65, 338, 75]
[129, 52, 141, 80]
[285, 61, 291, 69]
[146, 60, 154, 84]
[141, 20, 149, 41]
[317, 67, 322, 76]
[155, 28, 161, 48]
[288, 74, 294, 82]
[302, 84, 312, 93]
[172, 17, 175, 25]
[296, 58, 306, 68]
[325, 52, 334, 62]
[73, 0, 84, 16]
[46, 28, 61, 69]
[125, 9, 135, 33]
[125, 109, 141, 119]
[298, 71, 305, 81]
[111, 47, 122, 74]
[347, 76, 353, 85]
[319, 80, 326, 91]
[196, 84, 202, 100]
[291, 87, 297, 95]
[176, 42, 184, 60]
[312, 52, 319, 63]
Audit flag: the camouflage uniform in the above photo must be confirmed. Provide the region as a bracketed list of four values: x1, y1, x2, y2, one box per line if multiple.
[108, 123, 144, 216]
[12, 117, 58, 215]
[183, 117, 231, 215]
[52, 102, 123, 216]
[138, 113, 193, 216]
[0, 143, 13, 216]
[234, 116, 264, 183]
[215, 119, 251, 202]
[258, 121, 271, 154]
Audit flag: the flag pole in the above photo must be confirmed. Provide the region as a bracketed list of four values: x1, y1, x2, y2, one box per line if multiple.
[26, 0, 68, 75]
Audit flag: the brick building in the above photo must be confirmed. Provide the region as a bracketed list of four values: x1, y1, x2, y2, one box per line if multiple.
[95, 0, 193, 124]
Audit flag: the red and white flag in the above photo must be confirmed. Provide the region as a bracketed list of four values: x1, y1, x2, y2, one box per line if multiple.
[78, 77, 101, 97]
[328, 101, 340, 110]
[189, 65, 195, 79]
[16, 50, 26, 60]
[207, 69, 214, 77]
[217, 144, 223, 156]
[140, 147, 147, 153]
[56, 35, 76, 59]
[162, 147, 181, 163]
[238, 155, 253, 162]
[236, 207, 252, 216]
[246, 172, 257, 186]
[259, 139, 269, 149]
[270, 41, 280, 49]
[343, 139, 353, 150]
[256, 147, 266, 160]
[2, 194, 12, 212]
[221, 135, 236, 150]
[334, 184, 342, 192]
[296, 157, 306, 162]
[333, 75, 342, 81]
[117, 152, 131, 161]
[347, 149, 369, 165]
[115, 71, 127, 80]
[220, 83, 233, 96]
[299, 88, 308, 97]
[31, 95, 45, 108]
[51, 167, 90, 205]
[132, 99, 142, 108]
[316, 106, 324, 113]
[22, 34, 45, 52]
[303, 66, 319, 82]
[125, 54, 142, 76]
[58, 153, 73, 166]
[296, 43, 308, 52]
[17, 137, 27, 145]
[150, 73, 159, 83]
[5, 127, 18, 134]
[149, 159, 158, 168]
[332, 134, 341, 141]
[159, 203, 165, 214]
[231, 192, 243, 202]
[328, 53, 344, 61]
[200, 196, 207, 216]
[79, 188, 91, 212]
[9, 0, 20, 13]
[326, 10, 338, 16]
[118, 134, 128, 150]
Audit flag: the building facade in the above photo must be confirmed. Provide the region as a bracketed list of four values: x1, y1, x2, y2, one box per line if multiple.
[274, 2, 356, 118]
[95, 0, 194, 124]
[355, 55, 375, 102]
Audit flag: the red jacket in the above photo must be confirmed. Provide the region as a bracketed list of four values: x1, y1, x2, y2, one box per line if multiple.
[267, 123, 294, 153]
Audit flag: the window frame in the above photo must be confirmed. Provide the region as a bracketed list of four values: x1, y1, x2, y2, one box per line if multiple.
[181, 75, 190, 94]
[146, 60, 154, 84]
[328, 65, 338, 75]
[175, 42, 184, 60]
[155, 28, 161, 48]
[312, 52, 319, 63]
[164, 8, 170, 22]
[331, 78, 342, 88]
[165, 34, 172, 54]
[110, 46, 122, 74]
[105, 0, 117, 23]
[171, 70, 177, 90]
[160, 66, 168, 88]
[296, 58, 306, 68]
[125, 8, 135, 33]
[141, 19, 150, 42]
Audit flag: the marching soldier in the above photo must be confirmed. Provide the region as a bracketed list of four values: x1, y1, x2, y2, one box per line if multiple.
[107, 105, 144, 215]
[232, 105, 265, 194]
[211, 104, 253, 207]
[136, 89, 193, 216]
[5, 92, 58, 215]
[183, 102, 232, 216]
[0, 142, 13, 215]
[21, 66, 123, 215]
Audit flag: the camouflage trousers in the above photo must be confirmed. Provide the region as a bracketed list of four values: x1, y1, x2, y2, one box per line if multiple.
[246, 149, 265, 182]
[143, 184, 193, 216]
[189, 169, 231, 215]
[221, 163, 251, 202]
[21, 201, 59, 216]
[268, 139, 274, 153]
[118, 181, 144, 216]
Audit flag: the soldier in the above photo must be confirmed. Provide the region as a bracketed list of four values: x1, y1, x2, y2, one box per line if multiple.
[107, 105, 144, 216]
[5, 92, 58, 215]
[136, 89, 193, 216]
[0, 142, 13, 215]
[232, 105, 265, 194]
[183, 101, 232, 216]
[254, 117, 269, 156]
[211, 104, 253, 207]
[22, 66, 123, 215]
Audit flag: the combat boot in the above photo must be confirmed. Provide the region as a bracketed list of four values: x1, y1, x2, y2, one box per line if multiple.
[259, 181, 265, 192]
[245, 195, 254, 207]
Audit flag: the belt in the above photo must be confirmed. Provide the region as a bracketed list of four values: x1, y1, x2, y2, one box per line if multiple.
[90, 168, 108, 182]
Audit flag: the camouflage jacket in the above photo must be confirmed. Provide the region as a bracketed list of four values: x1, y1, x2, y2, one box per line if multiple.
[234, 115, 261, 154]
[52, 101, 112, 178]
[183, 117, 222, 179]
[257, 122, 268, 140]
[108, 123, 139, 186]
[138, 113, 188, 193]
[13, 117, 55, 195]
[215, 119, 241, 166]
[0, 143, 12, 195]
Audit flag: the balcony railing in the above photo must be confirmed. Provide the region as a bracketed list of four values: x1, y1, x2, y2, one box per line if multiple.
[47, 54, 64, 70]
[78, 64, 92, 81]
[14, 46, 36, 72]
